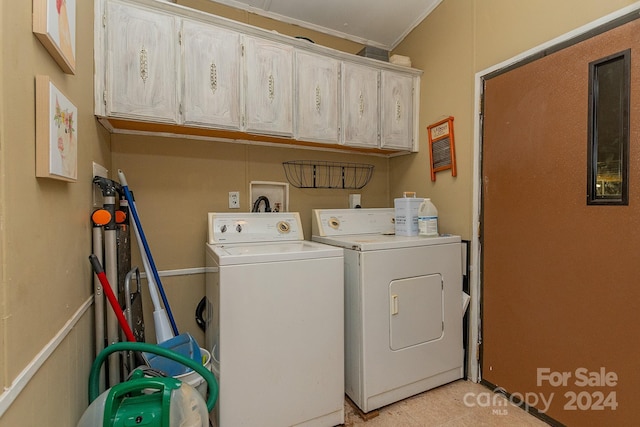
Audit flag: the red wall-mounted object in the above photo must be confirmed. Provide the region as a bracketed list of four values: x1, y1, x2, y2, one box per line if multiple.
[428, 116, 457, 181]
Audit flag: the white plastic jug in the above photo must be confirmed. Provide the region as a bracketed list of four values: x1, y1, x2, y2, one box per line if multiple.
[418, 198, 438, 237]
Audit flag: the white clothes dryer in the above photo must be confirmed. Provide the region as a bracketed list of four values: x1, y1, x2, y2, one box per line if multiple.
[205, 212, 344, 427]
[312, 208, 464, 413]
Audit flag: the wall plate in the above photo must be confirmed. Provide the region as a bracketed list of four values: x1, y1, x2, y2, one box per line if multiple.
[250, 181, 289, 212]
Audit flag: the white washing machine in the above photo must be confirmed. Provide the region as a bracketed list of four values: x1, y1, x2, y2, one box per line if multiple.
[312, 208, 463, 413]
[205, 212, 344, 427]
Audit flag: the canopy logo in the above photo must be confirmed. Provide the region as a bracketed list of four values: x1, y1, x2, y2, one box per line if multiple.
[537, 367, 618, 411]
[464, 367, 618, 415]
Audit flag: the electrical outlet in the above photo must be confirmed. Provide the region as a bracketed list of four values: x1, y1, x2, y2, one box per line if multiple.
[229, 191, 240, 209]
[349, 194, 362, 209]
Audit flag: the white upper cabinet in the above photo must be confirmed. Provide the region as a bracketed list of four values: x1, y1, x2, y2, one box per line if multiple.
[105, 0, 178, 123]
[243, 35, 294, 137]
[341, 62, 380, 149]
[380, 70, 415, 151]
[96, 0, 421, 154]
[294, 50, 340, 144]
[181, 19, 241, 130]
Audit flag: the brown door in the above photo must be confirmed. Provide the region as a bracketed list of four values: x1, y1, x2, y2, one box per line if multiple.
[481, 17, 640, 426]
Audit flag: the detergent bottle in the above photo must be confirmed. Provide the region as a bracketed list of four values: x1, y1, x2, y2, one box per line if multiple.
[418, 198, 438, 237]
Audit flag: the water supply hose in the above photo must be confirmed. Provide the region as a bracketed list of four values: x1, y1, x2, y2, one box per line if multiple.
[88, 342, 219, 413]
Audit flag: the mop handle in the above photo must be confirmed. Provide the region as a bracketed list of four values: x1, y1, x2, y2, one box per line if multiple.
[127, 198, 175, 343]
[118, 170, 180, 337]
[128, 207, 162, 310]
[89, 255, 137, 343]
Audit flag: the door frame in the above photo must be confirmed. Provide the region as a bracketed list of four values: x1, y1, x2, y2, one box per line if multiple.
[468, 1, 640, 383]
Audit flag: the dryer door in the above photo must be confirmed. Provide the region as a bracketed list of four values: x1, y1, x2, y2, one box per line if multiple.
[389, 274, 443, 350]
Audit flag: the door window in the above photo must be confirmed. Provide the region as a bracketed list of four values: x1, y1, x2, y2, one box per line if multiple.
[587, 49, 630, 205]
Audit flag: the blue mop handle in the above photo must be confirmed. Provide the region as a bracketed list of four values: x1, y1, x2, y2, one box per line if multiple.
[118, 170, 179, 337]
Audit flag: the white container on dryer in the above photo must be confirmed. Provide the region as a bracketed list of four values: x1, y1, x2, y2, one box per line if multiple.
[394, 197, 424, 236]
[205, 212, 344, 427]
[418, 198, 439, 237]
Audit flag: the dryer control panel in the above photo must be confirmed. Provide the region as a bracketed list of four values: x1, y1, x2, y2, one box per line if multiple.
[312, 208, 395, 237]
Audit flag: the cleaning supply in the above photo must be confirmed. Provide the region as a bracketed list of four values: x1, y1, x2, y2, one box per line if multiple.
[77, 342, 218, 427]
[89, 255, 137, 343]
[144, 334, 201, 377]
[418, 198, 439, 237]
[118, 169, 178, 340]
[117, 170, 202, 378]
[394, 195, 424, 236]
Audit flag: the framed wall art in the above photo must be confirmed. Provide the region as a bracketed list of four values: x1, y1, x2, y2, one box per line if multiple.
[33, 0, 76, 74]
[427, 116, 457, 181]
[36, 75, 78, 182]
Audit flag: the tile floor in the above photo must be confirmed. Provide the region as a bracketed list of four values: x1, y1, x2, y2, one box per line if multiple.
[343, 380, 550, 426]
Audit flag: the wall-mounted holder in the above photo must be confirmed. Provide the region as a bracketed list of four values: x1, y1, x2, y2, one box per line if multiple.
[428, 116, 457, 181]
[250, 181, 289, 212]
[282, 160, 374, 189]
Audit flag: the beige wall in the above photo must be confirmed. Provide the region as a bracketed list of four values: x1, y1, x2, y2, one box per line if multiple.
[1, 0, 638, 424]
[390, 0, 637, 240]
[474, 0, 638, 71]
[390, 0, 475, 238]
[1, 0, 109, 424]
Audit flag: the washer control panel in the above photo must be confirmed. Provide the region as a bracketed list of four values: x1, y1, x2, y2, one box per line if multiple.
[208, 212, 303, 244]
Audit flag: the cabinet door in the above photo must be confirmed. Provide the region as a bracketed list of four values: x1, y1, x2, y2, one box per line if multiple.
[106, 1, 178, 123]
[243, 36, 293, 136]
[380, 71, 414, 150]
[182, 20, 241, 129]
[341, 62, 379, 148]
[295, 50, 340, 144]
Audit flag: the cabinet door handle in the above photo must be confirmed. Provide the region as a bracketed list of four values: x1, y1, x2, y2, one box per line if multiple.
[268, 74, 275, 101]
[358, 92, 365, 118]
[139, 46, 149, 83]
[315, 85, 321, 112]
[396, 99, 402, 121]
[210, 62, 218, 94]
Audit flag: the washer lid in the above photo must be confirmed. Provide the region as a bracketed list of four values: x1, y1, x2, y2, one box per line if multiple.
[312, 233, 460, 251]
[207, 240, 343, 265]
[208, 212, 304, 244]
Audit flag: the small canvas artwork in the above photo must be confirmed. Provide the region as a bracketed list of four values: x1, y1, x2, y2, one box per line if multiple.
[33, 0, 77, 74]
[36, 76, 78, 182]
